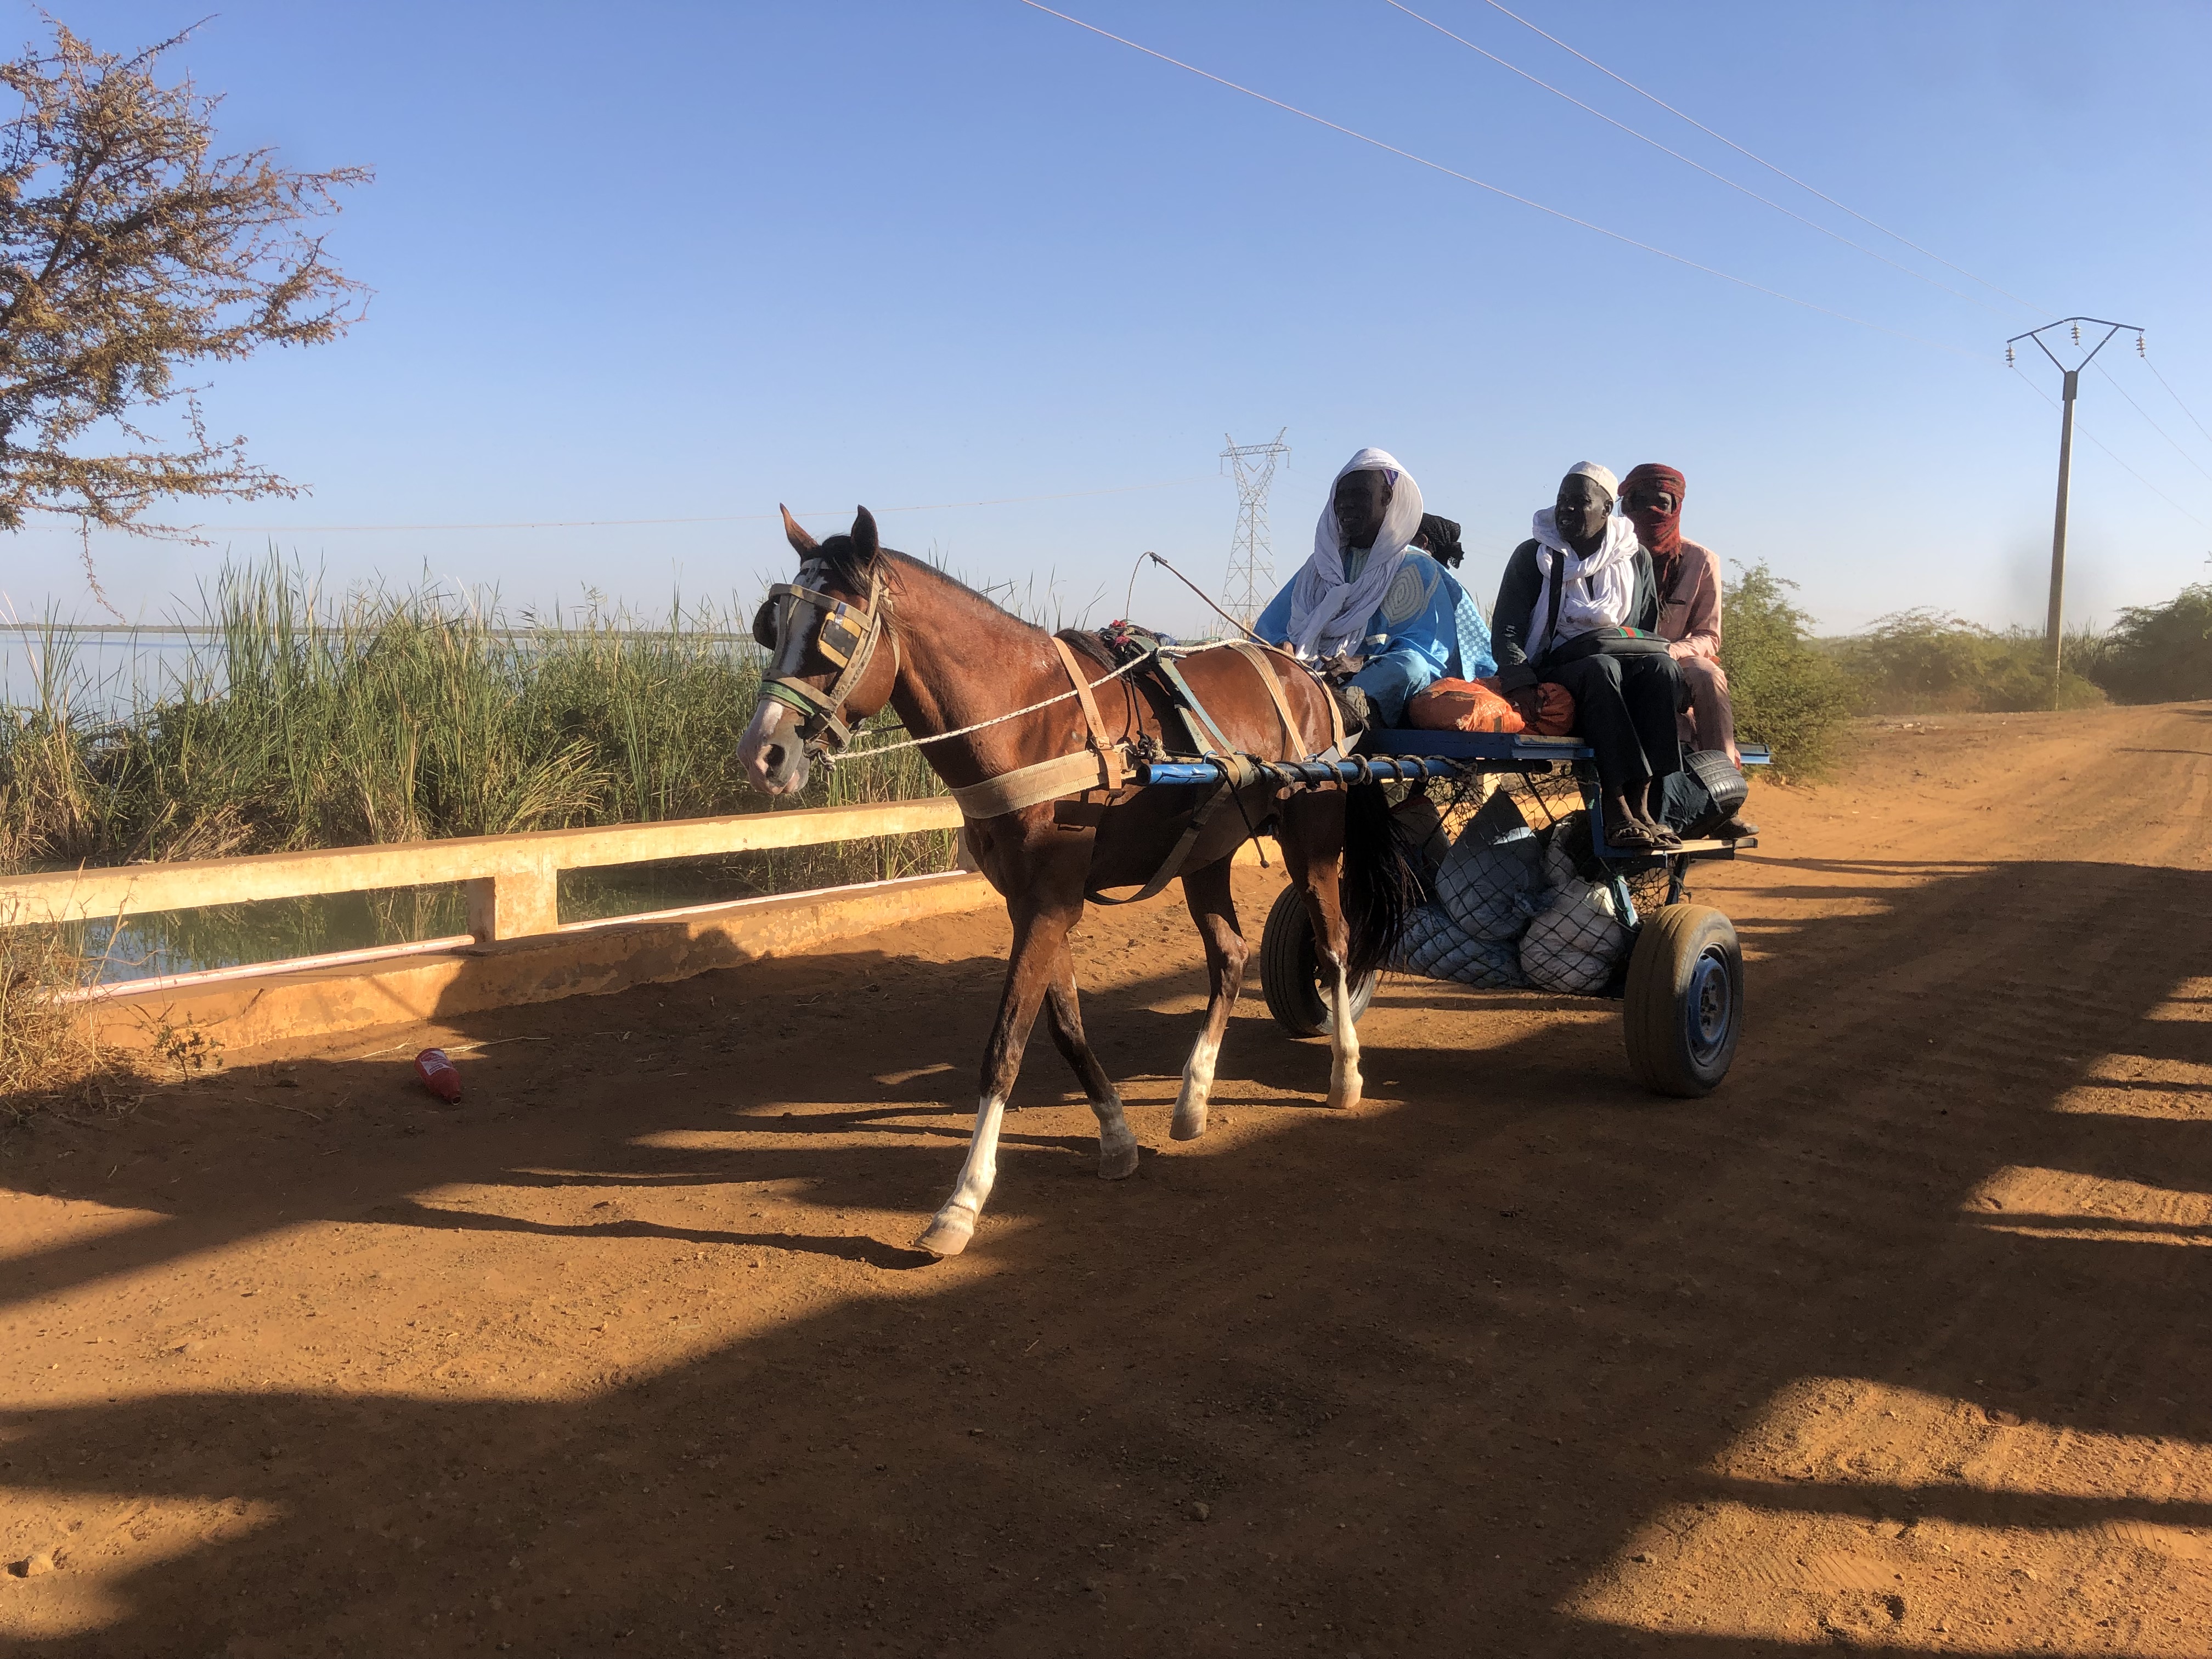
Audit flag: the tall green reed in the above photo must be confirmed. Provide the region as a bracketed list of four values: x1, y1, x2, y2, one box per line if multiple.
[0, 556, 951, 881]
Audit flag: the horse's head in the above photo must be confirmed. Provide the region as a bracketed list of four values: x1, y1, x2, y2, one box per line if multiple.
[737, 505, 901, 795]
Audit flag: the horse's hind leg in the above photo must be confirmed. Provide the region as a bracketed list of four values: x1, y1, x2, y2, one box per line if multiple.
[1171, 856, 1248, 1142]
[1279, 795, 1363, 1113]
[1043, 940, 1137, 1180]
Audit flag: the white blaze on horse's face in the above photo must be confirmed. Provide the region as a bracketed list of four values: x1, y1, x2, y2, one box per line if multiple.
[737, 558, 829, 795]
[738, 698, 810, 795]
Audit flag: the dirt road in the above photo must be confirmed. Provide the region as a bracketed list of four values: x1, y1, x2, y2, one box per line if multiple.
[3, 703, 2210, 1657]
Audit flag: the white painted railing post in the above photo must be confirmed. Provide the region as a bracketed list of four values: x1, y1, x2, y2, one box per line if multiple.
[466, 858, 559, 942]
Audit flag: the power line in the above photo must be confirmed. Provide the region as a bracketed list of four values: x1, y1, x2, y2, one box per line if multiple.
[1018, 1, 1991, 362]
[2010, 363, 2204, 529]
[1474, 0, 2047, 316]
[101, 476, 1214, 535]
[1380, 0, 2009, 319]
[2094, 360, 2212, 485]
[2141, 351, 2212, 452]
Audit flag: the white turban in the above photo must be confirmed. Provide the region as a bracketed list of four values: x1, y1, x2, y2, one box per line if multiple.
[1283, 448, 1427, 661]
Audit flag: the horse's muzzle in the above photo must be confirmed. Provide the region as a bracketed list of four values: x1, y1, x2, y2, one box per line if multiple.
[738, 698, 813, 796]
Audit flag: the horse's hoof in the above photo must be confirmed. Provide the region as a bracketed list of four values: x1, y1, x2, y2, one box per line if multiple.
[1325, 1084, 1363, 1111]
[1169, 1107, 1207, 1141]
[1098, 1136, 1139, 1180]
[916, 1214, 973, 1258]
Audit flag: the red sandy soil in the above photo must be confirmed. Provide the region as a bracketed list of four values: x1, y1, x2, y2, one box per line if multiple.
[2, 702, 2210, 1658]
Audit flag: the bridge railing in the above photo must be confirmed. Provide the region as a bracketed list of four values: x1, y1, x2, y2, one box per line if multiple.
[0, 798, 968, 948]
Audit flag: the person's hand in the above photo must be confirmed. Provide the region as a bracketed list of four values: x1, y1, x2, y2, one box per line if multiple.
[1336, 684, 1375, 730]
[1503, 687, 1545, 726]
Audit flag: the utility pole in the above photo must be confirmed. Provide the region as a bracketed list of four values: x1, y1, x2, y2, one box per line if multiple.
[1220, 430, 1289, 634]
[2007, 317, 2140, 708]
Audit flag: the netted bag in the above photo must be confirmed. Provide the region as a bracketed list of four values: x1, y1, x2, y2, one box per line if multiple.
[1519, 877, 1631, 995]
[1436, 789, 1545, 942]
[1392, 904, 1526, 988]
[1391, 792, 1452, 898]
[1541, 809, 1603, 887]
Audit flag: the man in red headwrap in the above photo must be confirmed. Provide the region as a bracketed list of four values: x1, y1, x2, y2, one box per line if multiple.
[1620, 464, 1740, 771]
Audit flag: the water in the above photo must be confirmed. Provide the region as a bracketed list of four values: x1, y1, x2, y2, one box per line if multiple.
[63, 839, 957, 988]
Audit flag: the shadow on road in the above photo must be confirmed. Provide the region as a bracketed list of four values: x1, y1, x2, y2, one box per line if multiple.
[3, 852, 2209, 1655]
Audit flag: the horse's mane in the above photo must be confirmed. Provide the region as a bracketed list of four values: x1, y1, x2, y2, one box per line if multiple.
[812, 540, 1044, 638]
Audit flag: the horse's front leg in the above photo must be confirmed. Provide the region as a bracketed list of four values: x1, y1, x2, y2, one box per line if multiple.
[1171, 856, 1248, 1141]
[1042, 938, 1137, 1180]
[917, 888, 1078, 1259]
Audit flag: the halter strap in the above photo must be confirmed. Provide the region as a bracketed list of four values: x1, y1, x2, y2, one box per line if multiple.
[759, 563, 893, 758]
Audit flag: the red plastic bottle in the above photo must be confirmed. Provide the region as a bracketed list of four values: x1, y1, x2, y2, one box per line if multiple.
[414, 1047, 463, 1103]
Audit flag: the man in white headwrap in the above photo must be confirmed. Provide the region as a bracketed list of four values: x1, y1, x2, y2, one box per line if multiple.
[1490, 462, 1686, 850]
[1254, 448, 1493, 730]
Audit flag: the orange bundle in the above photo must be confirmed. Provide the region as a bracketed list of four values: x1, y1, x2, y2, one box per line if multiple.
[1408, 678, 1577, 736]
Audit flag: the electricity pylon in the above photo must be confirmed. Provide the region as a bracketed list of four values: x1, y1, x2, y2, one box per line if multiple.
[1221, 430, 1289, 634]
[2007, 316, 2140, 708]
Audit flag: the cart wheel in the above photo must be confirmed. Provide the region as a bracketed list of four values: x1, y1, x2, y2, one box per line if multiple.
[1260, 884, 1379, 1037]
[1623, 904, 1743, 1097]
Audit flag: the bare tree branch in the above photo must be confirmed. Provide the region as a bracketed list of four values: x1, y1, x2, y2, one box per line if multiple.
[0, 19, 369, 555]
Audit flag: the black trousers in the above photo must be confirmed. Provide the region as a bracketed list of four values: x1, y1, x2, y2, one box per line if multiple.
[1545, 651, 1685, 796]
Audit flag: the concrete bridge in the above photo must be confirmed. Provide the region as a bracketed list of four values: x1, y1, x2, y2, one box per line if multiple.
[0, 798, 1006, 1053]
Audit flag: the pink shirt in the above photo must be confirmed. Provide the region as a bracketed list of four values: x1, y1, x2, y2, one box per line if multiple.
[1655, 536, 1722, 662]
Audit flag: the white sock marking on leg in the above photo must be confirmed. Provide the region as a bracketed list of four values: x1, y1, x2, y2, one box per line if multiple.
[1326, 962, 1364, 1108]
[934, 1093, 1007, 1233]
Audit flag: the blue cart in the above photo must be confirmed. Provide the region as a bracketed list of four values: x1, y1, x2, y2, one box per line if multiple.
[1142, 732, 1768, 1097]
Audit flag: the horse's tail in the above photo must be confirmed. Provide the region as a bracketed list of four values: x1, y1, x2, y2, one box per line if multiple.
[1340, 781, 1418, 983]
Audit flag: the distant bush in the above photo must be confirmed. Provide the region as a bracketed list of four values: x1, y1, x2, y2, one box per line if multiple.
[1719, 563, 1856, 778]
[1831, 610, 2106, 715]
[2084, 583, 2212, 705]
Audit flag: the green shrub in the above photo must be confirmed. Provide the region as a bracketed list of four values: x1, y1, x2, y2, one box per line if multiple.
[2085, 583, 2212, 704]
[1831, 610, 2104, 714]
[1719, 563, 1857, 778]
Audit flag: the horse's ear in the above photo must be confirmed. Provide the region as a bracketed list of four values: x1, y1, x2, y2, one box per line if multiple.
[781, 505, 818, 555]
[850, 506, 879, 566]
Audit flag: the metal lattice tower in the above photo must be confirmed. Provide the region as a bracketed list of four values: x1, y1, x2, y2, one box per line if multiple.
[1220, 428, 1289, 633]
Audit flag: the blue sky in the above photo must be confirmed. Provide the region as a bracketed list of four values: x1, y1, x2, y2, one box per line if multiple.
[4, 0, 2208, 638]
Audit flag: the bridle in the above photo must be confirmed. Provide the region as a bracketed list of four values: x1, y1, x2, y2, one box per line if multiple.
[750, 558, 899, 758]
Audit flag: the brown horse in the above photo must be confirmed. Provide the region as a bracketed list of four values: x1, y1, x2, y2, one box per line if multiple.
[737, 507, 1401, 1257]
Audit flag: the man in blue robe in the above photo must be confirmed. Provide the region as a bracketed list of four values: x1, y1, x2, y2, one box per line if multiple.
[1253, 447, 1494, 729]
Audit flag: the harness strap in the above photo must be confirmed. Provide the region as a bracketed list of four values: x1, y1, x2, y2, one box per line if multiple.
[950, 748, 1127, 819]
[1085, 778, 1233, 907]
[1152, 652, 1247, 774]
[1227, 641, 1305, 755]
[1049, 634, 1125, 789]
[946, 636, 1139, 819]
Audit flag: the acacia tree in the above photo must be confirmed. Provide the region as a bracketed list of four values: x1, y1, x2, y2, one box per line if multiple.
[0, 21, 369, 599]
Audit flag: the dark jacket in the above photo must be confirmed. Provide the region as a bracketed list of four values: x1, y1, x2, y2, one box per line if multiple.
[1489, 538, 1661, 691]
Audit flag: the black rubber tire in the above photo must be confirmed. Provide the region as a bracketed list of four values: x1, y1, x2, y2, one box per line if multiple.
[1623, 903, 1744, 1097]
[1259, 884, 1379, 1038]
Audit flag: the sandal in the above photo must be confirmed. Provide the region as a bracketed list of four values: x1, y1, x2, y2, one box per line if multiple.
[1606, 818, 1671, 852]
